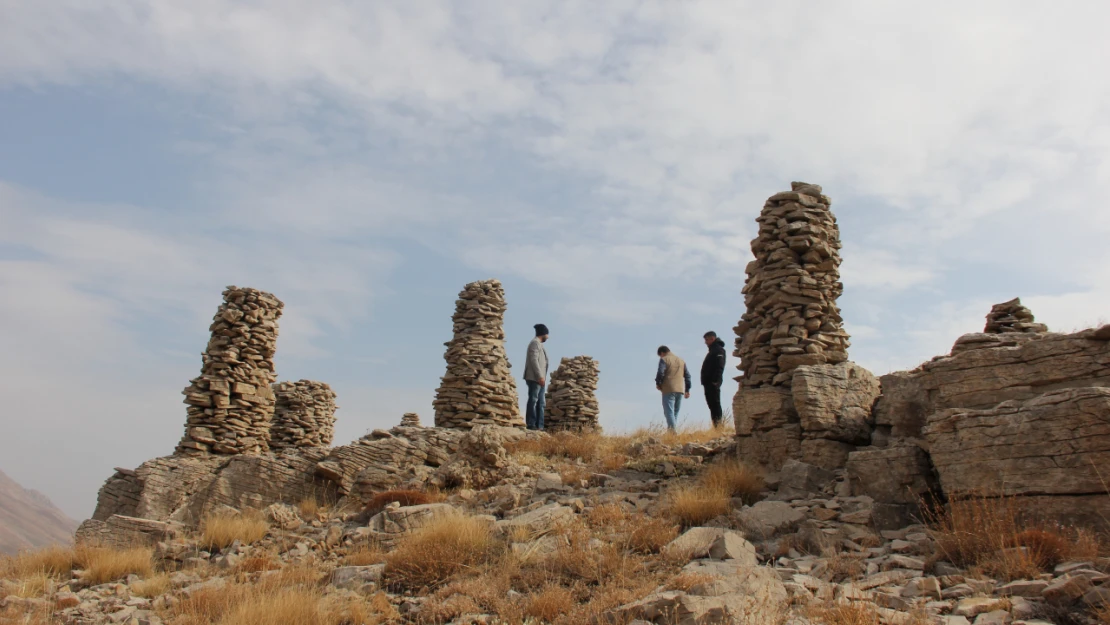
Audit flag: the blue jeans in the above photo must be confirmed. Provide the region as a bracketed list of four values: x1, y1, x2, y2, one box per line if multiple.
[526, 380, 546, 430]
[662, 392, 683, 431]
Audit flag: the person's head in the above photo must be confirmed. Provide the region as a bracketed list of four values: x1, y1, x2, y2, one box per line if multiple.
[534, 323, 550, 342]
[703, 330, 717, 346]
[657, 345, 670, 356]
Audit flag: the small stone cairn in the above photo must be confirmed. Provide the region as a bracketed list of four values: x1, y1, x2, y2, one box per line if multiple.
[984, 298, 1048, 334]
[176, 286, 284, 456]
[544, 356, 601, 432]
[400, 413, 422, 428]
[269, 380, 338, 451]
[734, 182, 850, 388]
[433, 279, 524, 429]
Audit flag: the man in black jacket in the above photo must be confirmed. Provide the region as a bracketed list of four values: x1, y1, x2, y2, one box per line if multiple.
[700, 331, 727, 427]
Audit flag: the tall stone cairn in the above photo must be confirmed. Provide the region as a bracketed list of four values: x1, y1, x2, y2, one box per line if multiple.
[544, 356, 601, 432]
[984, 298, 1048, 334]
[734, 182, 850, 388]
[269, 380, 338, 451]
[176, 286, 284, 456]
[433, 279, 524, 429]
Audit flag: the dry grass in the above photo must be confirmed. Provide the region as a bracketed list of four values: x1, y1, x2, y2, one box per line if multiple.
[5, 571, 52, 599]
[624, 516, 680, 554]
[343, 543, 386, 566]
[701, 459, 765, 505]
[586, 503, 629, 530]
[130, 572, 171, 597]
[163, 566, 351, 625]
[524, 584, 576, 623]
[664, 484, 731, 527]
[200, 511, 269, 551]
[1, 545, 78, 580]
[383, 513, 499, 592]
[665, 571, 716, 592]
[76, 544, 153, 585]
[506, 431, 604, 463]
[925, 493, 1103, 581]
[234, 553, 281, 573]
[1092, 601, 1110, 625]
[297, 498, 321, 520]
[808, 602, 882, 625]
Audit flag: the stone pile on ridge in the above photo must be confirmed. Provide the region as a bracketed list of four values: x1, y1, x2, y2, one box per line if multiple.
[176, 286, 283, 456]
[400, 413, 422, 428]
[433, 279, 524, 429]
[269, 380, 338, 451]
[734, 182, 850, 388]
[544, 356, 601, 432]
[984, 297, 1048, 334]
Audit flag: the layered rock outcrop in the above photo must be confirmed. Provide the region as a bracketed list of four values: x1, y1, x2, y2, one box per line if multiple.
[544, 356, 601, 432]
[270, 380, 338, 451]
[176, 286, 284, 456]
[432, 279, 524, 429]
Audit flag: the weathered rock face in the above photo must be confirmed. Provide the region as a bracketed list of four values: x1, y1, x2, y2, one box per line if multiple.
[984, 297, 1048, 334]
[846, 445, 938, 506]
[874, 327, 1110, 441]
[923, 387, 1110, 524]
[432, 279, 524, 429]
[793, 362, 880, 444]
[363, 503, 461, 549]
[270, 380, 338, 451]
[544, 355, 601, 432]
[176, 286, 284, 456]
[733, 182, 849, 390]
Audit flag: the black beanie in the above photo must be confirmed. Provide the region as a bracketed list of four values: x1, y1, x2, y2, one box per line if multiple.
[534, 323, 549, 337]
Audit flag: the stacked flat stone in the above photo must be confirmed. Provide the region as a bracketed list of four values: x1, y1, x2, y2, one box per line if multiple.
[269, 380, 338, 451]
[544, 356, 601, 432]
[433, 279, 524, 429]
[734, 182, 850, 388]
[984, 298, 1048, 334]
[176, 286, 283, 456]
[400, 413, 422, 428]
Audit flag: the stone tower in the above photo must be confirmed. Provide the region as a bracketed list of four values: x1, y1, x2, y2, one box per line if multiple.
[269, 380, 338, 451]
[432, 279, 524, 428]
[177, 286, 284, 456]
[544, 356, 601, 432]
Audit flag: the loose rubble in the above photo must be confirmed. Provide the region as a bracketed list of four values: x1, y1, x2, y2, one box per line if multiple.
[270, 380, 338, 451]
[432, 279, 524, 429]
[176, 286, 284, 456]
[543, 355, 601, 432]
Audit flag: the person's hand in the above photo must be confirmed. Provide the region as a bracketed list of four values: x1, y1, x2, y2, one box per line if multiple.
[684, 392, 690, 399]
[656, 384, 662, 391]
[539, 378, 546, 387]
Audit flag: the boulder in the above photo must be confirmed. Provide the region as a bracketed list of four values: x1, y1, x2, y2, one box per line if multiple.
[776, 459, 834, 499]
[495, 504, 574, 540]
[792, 362, 880, 444]
[663, 528, 756, 565]
[364, 503, 458, 549]
[924, 388, 1110, 523]
[737, 501, 805, 539]
[846, 445, 938, 505]
[734, 387, 795, 436]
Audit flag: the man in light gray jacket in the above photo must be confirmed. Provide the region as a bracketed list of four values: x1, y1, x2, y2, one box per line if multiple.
[523, 323, 550, 430]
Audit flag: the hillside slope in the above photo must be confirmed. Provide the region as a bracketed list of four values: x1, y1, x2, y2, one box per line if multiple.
[0, 469, 77, 555]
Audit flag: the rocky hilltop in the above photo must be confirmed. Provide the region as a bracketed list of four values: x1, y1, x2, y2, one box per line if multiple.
[0, 469, 77, 555]
[4, 182, 1110, 625]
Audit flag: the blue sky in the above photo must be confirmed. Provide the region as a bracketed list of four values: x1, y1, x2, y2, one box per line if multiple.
[2, 1, 1109, 519]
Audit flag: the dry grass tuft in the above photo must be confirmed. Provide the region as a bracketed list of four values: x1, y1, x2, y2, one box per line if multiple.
[808, 602, 882, 625]
[343, 543, 386, 566]
[383, 513, 499, 592]
[362, 489, 444, 519]
[625, 516, 680, 554]
[6, 571, 52, 598]
[297, 497, 321, 519]
[506, 431, 603, 463]
[585, 503, 629, 530]
[234, 553, 281, 573]
[77, 544, 154, 585]
[664, 484, 731, 527]
[665, 571, 717, 592]
[130, 572, 171, 597]
[1, 544, 78, 580]
[925, 493, 1104, 581]
[701, 459, 765, 505]
[524, 584, 576, 623]
[200, 511, 269, 552]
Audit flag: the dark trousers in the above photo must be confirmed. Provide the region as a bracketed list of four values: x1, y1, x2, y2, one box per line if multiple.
[526, 380, 546, 430]
[704, 383, 723, 426]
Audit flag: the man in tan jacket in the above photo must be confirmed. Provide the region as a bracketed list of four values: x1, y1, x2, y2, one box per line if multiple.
[655, 345, 691, 432]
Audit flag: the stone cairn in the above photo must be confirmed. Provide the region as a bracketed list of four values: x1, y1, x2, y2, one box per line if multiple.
[269, 380, 338, 451]
[177, 286, 284, 456]
[433, 279, 524, 429]
[734, 182, 850, 388]
[544, 356, 601, 432]
[984, 298, 1048, 334]
[400, 413, 422, 428]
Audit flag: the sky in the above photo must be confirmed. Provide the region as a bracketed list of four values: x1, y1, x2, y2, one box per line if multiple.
[1, 1, 1109, 520]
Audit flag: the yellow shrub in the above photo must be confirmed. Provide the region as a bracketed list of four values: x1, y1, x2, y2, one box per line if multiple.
[200, 511, 269, 551]
[76, 544, 153, 585]
[383, 514, 498, 591]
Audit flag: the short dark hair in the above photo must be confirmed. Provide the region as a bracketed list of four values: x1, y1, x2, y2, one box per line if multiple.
[657, 345, 670, 355]
[703, 331, 717, 339]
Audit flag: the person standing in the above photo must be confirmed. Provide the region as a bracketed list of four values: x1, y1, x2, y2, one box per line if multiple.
[700, 331, 727, 428]
[655, 345, 691, 432]
[524, 324, 550, 430]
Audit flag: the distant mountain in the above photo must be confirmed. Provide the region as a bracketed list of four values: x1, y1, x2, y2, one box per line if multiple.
[0, 469, 77, 555]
